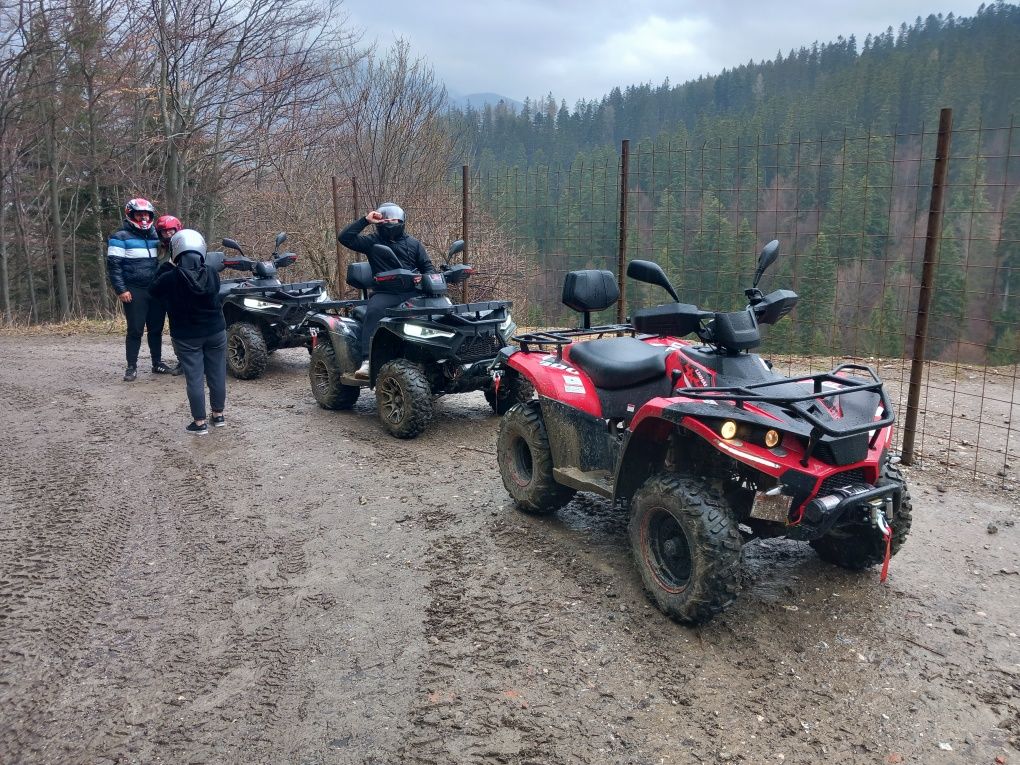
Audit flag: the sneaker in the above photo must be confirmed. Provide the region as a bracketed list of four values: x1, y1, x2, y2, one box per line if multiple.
[153, 361, 182, 375]
[210, 414, 226, 428]
[354, 360, 370, 379]
[186, 421, 209, 435]
[123, 365, 137, 382]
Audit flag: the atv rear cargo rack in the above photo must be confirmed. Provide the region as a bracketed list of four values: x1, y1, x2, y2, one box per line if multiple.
[673, 363, 894, 464]
[512, 324, 635, 355]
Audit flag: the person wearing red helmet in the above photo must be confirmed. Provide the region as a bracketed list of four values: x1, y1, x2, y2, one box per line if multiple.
[106, 198, 179, 380]
[155, 215, 183, 254]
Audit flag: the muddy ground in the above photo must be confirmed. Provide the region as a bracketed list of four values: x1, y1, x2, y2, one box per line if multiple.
[0, 333, 1018, 765]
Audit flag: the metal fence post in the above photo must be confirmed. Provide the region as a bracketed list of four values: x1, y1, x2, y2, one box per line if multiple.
[331, 176, 345, 296]
[350, 176, 360, 263]
[901, 107, 953, 465]
[462, 165, 469, 304]
[617, 139, 630, 323]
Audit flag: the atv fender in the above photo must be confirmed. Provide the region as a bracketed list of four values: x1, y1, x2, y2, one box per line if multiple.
[612, 415, 674, 503]
[306, 313, 360, 372]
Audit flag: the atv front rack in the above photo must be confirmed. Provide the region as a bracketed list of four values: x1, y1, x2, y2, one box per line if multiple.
[674, 363, 894, 463]
[384, 300, 511, 324]
[512, 324, 635, 356]
[225, 280, 327, 300]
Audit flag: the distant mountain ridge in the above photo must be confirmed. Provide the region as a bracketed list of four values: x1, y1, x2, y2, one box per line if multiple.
[447, 91, 523, 112]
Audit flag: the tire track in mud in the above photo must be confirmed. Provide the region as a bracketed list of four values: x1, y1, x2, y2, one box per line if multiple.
[70, 425, 309, 763]
[396, 494, 669, 765]
[0, 383, 132, 761]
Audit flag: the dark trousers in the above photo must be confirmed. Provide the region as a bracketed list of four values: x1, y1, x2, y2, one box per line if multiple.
[172, 331, 227, 421]
[122, 284, 167, 367]
[362, 291, 417, 357]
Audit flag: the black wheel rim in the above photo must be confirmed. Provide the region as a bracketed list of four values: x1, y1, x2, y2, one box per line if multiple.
[643, 507, 693, 592]
[377, 376, 404, 424]
[227, 333, 246, 368]
[509, 434, 533, 486]
[311, 358, 330, 397]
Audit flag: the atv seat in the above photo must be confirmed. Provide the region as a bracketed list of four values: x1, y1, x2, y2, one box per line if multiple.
[567, 337, 667, 389]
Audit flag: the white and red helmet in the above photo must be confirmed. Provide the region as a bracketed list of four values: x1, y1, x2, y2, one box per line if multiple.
[124, 198, 156, 232]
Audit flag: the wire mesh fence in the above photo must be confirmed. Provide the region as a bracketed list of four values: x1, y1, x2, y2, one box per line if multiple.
[343, 112, 1019, 483]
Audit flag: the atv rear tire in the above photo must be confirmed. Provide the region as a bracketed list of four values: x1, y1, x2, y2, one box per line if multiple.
[309, 341, 360, 410]
[484, 373, 535, 415]
[226, 321, 269, 379]
[497, 401, 575, 515]
[629, 473, 741, 624]
[376, 359, 432, 439]
[810, 462, 913, 570]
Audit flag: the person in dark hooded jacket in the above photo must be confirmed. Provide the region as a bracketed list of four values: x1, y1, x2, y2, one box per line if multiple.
[150, 229, 227, 435]
[338, 201, 436, 376]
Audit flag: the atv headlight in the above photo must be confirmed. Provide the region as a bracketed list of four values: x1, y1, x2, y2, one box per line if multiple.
[403, 323, 455, 339]
[243, 298, 282, 310]
[764, 429, 781, 448]
[719, 420, 738, 440]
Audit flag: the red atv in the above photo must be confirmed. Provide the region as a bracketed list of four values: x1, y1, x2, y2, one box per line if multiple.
[493, 241, 912, 624]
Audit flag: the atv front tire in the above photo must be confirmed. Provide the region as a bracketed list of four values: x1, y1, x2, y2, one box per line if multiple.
[484, 373, 535, 415]
[810, 462, 913, 570]
[376, 359, 433, 439]
[497, 401, 575, 515]
[309, 341, 361, 410]
[226, 321, 269, 379]
[629, 473, 742, 624]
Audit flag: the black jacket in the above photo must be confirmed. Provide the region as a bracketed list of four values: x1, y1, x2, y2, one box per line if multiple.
[150, 259, 225, 339]
[106, 220, 161, 293]
[338, 217, 436, 275]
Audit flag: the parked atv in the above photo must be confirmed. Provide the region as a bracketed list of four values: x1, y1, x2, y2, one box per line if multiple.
[219, 232, 331, 379]
[493, 241, 911, 624]
[302, 240, 529, 438]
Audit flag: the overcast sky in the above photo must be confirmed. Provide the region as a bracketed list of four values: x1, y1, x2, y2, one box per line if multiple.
[345, 0, 977, 105]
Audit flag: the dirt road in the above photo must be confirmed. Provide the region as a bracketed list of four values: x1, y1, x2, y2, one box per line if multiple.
[1, 334, 1017, 764]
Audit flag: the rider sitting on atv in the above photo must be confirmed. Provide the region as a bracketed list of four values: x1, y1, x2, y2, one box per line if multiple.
[338, 202, 437, 377]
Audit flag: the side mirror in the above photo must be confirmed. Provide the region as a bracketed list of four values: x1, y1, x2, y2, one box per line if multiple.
[752, 240, 780, 288]
[369, 243, 400, 271]
[627, 260, 680, 303]
[222, 238, 243, 254]
[275, 232, 287, 248]
[447, 239, 465, 259]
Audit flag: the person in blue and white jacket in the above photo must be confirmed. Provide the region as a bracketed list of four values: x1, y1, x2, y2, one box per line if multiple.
[107, 198, 179, 381]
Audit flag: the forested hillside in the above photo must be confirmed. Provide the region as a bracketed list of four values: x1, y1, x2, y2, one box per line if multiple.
[450, 4, 1020, 170]
[448, 3, 1020, 362]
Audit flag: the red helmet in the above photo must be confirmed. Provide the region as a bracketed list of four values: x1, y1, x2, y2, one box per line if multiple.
[155, 214, 183, 244]
[124, 198, 156, 232]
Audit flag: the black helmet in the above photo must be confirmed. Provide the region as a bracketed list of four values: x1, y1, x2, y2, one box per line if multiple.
[377, 201, 405, 241]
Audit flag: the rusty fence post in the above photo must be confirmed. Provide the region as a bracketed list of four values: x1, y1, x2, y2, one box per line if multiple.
[901, 107, 953, 465]
[617, 139, 630, 324]
[462, 164, 469, 304]
[350, 176, 360, 263]
[331, 176, 345, 296]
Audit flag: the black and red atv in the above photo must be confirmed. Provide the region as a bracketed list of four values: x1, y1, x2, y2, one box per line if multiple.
[492, 240, 911, 624]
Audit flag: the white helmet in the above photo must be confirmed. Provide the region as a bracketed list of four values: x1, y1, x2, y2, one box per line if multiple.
[170, 229, 207, 264]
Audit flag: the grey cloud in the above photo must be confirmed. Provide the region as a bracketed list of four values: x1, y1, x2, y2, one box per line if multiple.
[345, 0, 973, 104]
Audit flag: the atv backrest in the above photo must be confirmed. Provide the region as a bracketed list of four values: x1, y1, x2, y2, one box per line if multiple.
[347, 261, 374, 291]
[562, 270, 619, 313]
